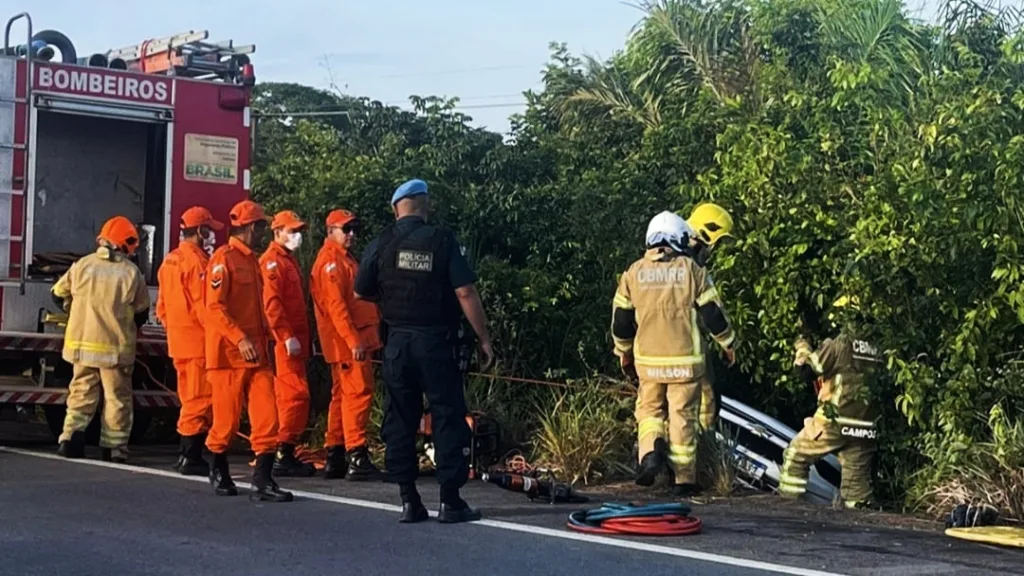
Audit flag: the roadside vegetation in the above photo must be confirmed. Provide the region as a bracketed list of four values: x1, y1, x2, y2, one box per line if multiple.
[250, 0, 1024, 521]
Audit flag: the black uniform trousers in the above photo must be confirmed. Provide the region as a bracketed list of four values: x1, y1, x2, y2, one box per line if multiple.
[380, 325, 471, 489]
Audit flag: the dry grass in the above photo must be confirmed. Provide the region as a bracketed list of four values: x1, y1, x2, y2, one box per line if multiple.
[696, 425, 741, 496]
[529, 378, 635, 486]
[915, 404, 1024, 522]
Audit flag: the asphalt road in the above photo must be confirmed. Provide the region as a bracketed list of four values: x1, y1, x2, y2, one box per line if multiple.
[2, 451, 796, 576]
[1, 428, 1022, 576]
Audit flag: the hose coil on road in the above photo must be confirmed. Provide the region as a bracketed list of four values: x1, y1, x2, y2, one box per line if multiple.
[566, 502, 702, 536]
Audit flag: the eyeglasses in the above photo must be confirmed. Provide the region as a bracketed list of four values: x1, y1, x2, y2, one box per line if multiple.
[341, 225, 360, 234]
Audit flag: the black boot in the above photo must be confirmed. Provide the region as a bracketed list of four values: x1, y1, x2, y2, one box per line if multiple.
[101, 447, 128, 464]
[252, 452, 294, 503]
[673, 483, 703, 498]
[208, 452, 238, 496]
[636, 438, 670, 487]
[346, 446, 381, 481]
[57, 431, 86, 459]
[323, 446, 347, 479]
[437, 484, 481, 524]
[175, 434, 210, 476]
[272, 444, 316, 477]
[399, 482, 428, 524]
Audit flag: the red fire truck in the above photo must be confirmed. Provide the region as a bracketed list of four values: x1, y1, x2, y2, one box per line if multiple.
[0, 12, 255, 442]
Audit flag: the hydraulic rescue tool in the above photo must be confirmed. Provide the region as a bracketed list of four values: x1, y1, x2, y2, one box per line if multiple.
[480, 471, 589, 504]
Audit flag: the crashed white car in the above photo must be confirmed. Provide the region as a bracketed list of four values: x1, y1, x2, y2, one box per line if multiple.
[718, 395, 842, 505]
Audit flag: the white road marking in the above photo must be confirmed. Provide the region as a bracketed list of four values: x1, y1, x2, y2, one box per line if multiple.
[0, 446, 848, 576]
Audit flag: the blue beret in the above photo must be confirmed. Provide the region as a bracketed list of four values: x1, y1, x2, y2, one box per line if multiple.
[391, 179, 428, 205]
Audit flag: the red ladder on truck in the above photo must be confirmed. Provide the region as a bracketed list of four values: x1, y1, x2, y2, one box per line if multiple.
[1, 13, 31, 286]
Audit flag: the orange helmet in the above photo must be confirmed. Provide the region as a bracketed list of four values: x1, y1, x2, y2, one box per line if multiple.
[97, 216, 140, 255]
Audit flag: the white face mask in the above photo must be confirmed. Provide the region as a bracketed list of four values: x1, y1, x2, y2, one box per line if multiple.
[201, 230, 216, 256]
[284, 231, 303, 251]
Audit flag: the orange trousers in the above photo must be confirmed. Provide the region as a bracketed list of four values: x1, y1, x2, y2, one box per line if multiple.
[325, 360, 374, 450]
[205, 367, 279, 455]
[274, 356, 310, 445]
[173, 358, 212, 437]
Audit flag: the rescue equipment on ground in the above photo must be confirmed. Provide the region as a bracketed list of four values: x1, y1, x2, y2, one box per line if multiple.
[480, 471, 589, 504]
[567, 502, 702, 536]
[945, 502, 1000, 529]
[942, 502, 1024, 548]
[419, 410, 500, 480]
[944, 526, 1024, 549]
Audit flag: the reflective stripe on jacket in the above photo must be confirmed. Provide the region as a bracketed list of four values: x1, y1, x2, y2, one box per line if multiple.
[204, 237, 271, 369]
[156, 241, 208, 359]
[611, 247, 735, 384]
[51, 246, 150, 368]
[310, 240, 382, 364]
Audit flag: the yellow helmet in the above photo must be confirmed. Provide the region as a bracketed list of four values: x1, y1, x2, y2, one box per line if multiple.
[828, 295, 861, 326]
[832, 295, 859, 309]
[686, 203, 734, 247]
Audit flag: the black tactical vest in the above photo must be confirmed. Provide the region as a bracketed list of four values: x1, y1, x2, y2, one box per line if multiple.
[375, 220, 461, 328]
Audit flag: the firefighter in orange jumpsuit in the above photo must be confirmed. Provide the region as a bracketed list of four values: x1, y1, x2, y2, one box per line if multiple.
[156, 206, 222, 476]
[310, 209, 383, 480]
[204, 200, 292, 502]
[260, 210, 317, 477]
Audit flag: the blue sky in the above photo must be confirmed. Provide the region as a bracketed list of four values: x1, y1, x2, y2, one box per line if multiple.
[19, 0, 966, 133]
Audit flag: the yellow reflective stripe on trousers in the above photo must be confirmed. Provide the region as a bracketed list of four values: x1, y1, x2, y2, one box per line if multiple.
[779, 473, 808, 495]
[696, 286, 719, 307]
[668, 443, 695, 466]
[613, 292, 633, 310]
[638, 417, 666, 441]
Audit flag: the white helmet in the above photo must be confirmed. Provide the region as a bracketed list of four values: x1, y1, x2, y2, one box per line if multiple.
[645, 210, 692, 252]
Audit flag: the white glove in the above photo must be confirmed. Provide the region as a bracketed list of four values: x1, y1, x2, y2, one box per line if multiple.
[285, 337, 301, 357]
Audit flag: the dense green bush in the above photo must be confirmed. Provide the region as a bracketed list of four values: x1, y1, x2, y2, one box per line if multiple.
[253, 0, 1024, 517]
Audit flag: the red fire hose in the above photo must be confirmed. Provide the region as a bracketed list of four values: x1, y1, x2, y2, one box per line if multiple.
[566, 502, 702, 536]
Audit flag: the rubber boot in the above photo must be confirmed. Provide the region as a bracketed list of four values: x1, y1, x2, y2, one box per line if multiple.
[251, 452, 294, 503]
[399, 482, 429, 524]
[101, 447, 128, 464]
[209, 452, 238, 497]
[57, 431, 86, 459]
[437, 484, 482, 524]
[672, 483, 703, 498]
[346, 446, 381, 481]
[636, 438, 670, 487]
[175, 434, 210, 476]
[323, 446, 347, 479]
[272, 444, 316, 478]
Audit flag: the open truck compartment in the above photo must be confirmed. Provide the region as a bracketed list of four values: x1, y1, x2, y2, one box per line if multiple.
[0, 15, 255, 342]
[30, 111, 167, 282]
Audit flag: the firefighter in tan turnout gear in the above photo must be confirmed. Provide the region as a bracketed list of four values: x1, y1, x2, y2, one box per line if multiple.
[612, 210, 737, 498]
[52, 216, 152, 463]
[780, 296, 881, 509]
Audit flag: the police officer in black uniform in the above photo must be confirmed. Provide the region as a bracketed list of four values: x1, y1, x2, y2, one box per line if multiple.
[354, 178, 495, 524]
